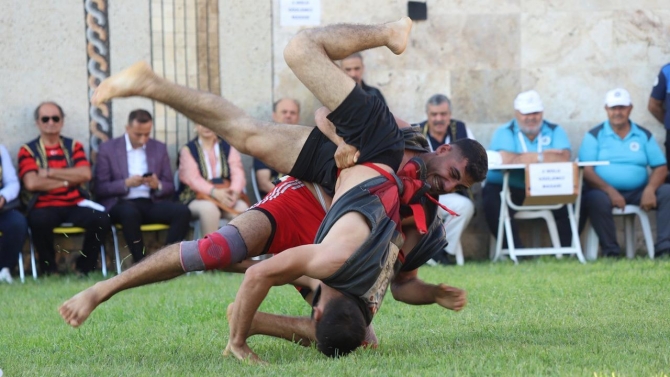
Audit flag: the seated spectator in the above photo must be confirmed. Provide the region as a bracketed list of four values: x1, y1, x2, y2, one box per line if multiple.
[0, 143, 28, 283]
[415, 94, 475, 265]
[482, 90, 573, 249]
[19, 102, 109, 275]
[94, 109, 190, 263]
[178, 125, 248, 235]
[340, 52, 387, 105]
[579, 88, 670, 258]
[253, 98, 299, 199]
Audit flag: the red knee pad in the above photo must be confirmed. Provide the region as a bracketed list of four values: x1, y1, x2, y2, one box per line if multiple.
[197, 232, 232, 270]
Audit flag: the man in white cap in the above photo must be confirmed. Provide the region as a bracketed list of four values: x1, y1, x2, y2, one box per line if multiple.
[579, 88, 670, 258]
[482, 90, 573, 252]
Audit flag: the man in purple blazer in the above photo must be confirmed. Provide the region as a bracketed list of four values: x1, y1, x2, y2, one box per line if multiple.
[94, 109, 191, 263]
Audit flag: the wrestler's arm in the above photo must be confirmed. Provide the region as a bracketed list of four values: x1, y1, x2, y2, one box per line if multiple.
[391, 269, 466, 311]
[227, 244, 341, 362]
[228, 209, 370, 362]
[222, 259, 320, 291]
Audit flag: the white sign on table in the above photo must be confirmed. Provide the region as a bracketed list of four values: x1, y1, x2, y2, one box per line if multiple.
[280, 0, 321, 27]
[524, 162, 578, 205]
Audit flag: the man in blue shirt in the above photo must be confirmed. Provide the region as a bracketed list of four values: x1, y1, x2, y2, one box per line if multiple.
[581, 88, 670, 258]
[482, 90, 573, 249]
[648, 62, 670, 183]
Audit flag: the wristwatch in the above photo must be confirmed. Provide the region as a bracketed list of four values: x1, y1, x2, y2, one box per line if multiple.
[537, 153, 544, 163]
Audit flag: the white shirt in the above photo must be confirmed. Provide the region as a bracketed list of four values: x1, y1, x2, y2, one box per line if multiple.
[124, 133, 151, 199]
[0, 145, 19, 202]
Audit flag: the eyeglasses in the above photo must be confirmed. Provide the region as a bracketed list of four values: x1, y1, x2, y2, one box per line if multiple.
[41, 116, 61, 123]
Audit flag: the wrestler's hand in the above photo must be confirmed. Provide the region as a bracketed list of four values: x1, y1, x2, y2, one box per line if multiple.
[433, 284, 467, 311]
[335, 142, 360, 169]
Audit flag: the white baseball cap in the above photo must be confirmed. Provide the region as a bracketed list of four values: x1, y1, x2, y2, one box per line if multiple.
[514, 90, 544, 114]
[605, 88, 632, 107]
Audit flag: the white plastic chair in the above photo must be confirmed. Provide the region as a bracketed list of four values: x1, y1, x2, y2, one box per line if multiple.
[584, 205, 654, 260]
[445, 242, 465, 266]
[489, 210, 561, 259]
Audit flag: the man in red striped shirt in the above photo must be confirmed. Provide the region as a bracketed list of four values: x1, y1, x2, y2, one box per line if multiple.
[18, 102, 110, 275]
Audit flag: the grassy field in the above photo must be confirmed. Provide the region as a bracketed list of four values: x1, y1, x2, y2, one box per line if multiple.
[2, 258, 670, 376]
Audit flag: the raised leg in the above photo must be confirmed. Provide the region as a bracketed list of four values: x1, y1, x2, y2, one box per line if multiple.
[59, 210, 273, 328]
[283, 18, 412, 111]
[58, 243, 184, 327]
[92, 62, 310, 174]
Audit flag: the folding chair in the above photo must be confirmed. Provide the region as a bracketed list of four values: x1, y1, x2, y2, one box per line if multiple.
[489, 210, 562, 260]
[584, 205, 654, 260]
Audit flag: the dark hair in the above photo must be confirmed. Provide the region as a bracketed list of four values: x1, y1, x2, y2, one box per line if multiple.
[128, 109, 153, 125]
[34, 102, 64, 120]
[452, 138, 488, 184]
[343, 52, 363, 62]
[315, 295, 366, 358]
[426, 94, 452, 112]
[272, 98, 301, 113]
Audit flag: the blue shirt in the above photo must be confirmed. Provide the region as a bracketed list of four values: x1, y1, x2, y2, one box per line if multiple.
[650, 63, 670, 130]
[578, 120, 666, 191]
[487, 119, 572, 188]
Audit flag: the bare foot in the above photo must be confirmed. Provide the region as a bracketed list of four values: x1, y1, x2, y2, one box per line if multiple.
[92, 61, 156, 105]
[58, 284, 105, 327]
[223, 340, 267, 365]
[361, 323, 379, 349]
[386, 17, 413, 55]
[434, 284, 467, 311]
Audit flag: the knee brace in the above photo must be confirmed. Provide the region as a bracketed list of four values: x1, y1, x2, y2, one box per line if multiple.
[179, 225, 248, 272]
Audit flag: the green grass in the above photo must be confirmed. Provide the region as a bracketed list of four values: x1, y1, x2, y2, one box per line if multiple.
[2, 259, 670, 376]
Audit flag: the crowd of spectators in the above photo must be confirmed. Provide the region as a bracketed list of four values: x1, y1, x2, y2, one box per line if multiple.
[0, 58, 668, 283]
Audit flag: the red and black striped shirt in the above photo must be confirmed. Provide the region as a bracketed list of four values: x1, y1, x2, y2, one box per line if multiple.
[18, 141, 89, 208]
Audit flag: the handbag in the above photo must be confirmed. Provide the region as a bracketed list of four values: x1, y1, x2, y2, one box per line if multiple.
[195, 179, 251, 216]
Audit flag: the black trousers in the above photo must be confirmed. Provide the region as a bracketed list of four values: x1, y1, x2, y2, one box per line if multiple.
[666, 130, 670, 183]
[0, 209, 28, 270]
[28, 205, 110, 274]
[109, 198, 191, 262]
[482, 183, 572, 248]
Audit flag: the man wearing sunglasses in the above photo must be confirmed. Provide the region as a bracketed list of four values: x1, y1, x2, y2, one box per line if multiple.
[18, 102, 110, 276]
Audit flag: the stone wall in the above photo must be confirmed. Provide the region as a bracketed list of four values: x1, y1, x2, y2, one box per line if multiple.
[2, 1, 669, 265]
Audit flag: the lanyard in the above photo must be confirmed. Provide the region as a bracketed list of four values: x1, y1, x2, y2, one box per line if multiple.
[517, 131, 543, 154]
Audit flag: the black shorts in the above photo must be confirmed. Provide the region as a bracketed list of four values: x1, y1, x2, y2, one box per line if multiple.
[289, 86, 404, 196]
